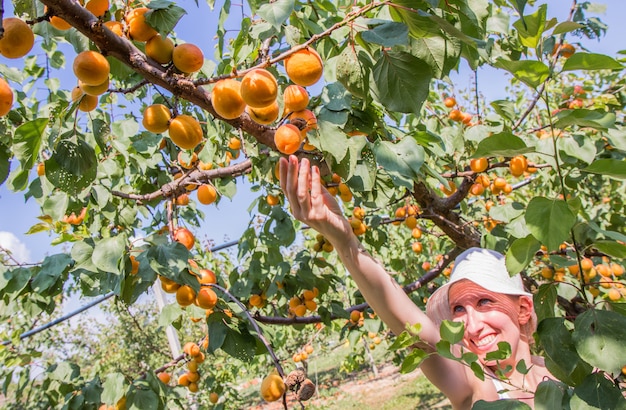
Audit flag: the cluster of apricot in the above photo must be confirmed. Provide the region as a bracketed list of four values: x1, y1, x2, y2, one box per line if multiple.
[348, 206, 367, 236]
[541, 256, 625, 301]
[209, 46, 322, 155]
[324, 172, 354, 203]
[443, 97, 473, 125]
[292, 344, 314, 363]
[551, 42, 576, 59]
[157, 341, 207, 393]
[467, 155, 535, 199]
[560, 84, 589, 110]
[62, 207, 88, 225]
[288, 288, 319, 317]
[159, 261, 218, 310]
[312, 233, 334, 253]
[366, 331, 383, 350]
[248, 292, 268, 309]
[143, 103, 205, 152]
[348, 310, 364, 327]
[0, 16, 34, 116]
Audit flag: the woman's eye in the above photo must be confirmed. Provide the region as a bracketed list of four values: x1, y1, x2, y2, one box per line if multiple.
[452, 305, 465, 313]
[478, 298, 492, 306]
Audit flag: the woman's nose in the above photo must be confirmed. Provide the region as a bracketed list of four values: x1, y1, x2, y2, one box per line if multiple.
[464, 307, 484, 335]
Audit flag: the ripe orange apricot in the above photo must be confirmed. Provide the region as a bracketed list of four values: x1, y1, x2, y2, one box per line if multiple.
[176, 285, 196, 306]
[160, 276, 180, 293]
[177, 151, 198, 169]
[157, 372, 171, 384]
[142, 104, 172, 133]
[283, 84, 309, 112]
[246, 102, 279, 125]
[197, 184, 218, 205]
[146, 34, 174, 64]
[126, 7, 158, 41]
[211, 79, 246, 120]
[349, 310, 361, 323]
[240, 68, 278, 108]
[79, 78, 109, 96]
[509, 155, 528, 177]
[37, 162, 45, 177]
[173, 227, 195, 250]
[85, 0, 109, 17]
[175, 193, 190, 206]
[285, 47, 324, 86]
[412, 241, 423, 254]
[552, 42, 575, 58]
[73, 51, 110, 86]
[274, 124, 302, 155]
[0, 18, 34, 59]
[197, 268, 217, 284]
[196, 287, 218, 309]
[71, 86, 98, 112]
[45, 6, 72, 31]
[209, 392, 219, 404]
[443, 97, 456, 108]
[227, 136, 242, 151]
[260, 371, 285, 402]
[103, 20, 123, 36]
[172, 43, 204, 74]
[168, 115, 203, 150]
[448, 109, 463, 122]
[470, 157, 488, 173]
[0, 78, 13, 116]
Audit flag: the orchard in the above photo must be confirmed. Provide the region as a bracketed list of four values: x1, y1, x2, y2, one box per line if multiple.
[0, 0, 625, 409]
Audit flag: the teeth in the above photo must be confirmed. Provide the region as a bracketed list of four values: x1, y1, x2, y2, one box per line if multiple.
[474, 334, 496, 347]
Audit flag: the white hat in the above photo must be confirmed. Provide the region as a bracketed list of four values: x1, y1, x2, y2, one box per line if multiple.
[425, 247, 533, 326]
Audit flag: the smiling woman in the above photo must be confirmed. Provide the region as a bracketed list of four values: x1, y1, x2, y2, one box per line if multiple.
[279, 156, 554, 409]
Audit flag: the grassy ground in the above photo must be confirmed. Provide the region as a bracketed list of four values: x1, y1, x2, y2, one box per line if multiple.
[242, 339, 451, 410]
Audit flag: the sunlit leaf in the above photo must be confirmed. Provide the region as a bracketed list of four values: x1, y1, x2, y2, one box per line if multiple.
[562, 52, 623, 71]
[525, 197, 576, 251]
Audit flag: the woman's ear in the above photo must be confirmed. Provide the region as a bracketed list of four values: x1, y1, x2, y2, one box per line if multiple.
[517, 296, 533, 326]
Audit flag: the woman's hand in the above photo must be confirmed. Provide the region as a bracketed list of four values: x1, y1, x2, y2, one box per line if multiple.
[279, 155, 352, 243]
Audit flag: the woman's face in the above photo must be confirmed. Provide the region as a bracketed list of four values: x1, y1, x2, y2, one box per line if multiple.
[448, 280, 523, 367]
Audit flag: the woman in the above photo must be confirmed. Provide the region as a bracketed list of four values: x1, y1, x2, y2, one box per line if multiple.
[279, 155, 553, 409]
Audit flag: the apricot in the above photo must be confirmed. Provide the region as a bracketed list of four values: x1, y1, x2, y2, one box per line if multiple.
[157, 372, 171, 385]
[211, 79, 246, 120]
[126, 7, 158, 41]
[176, 285, 196, 306]
[0, 78, 13, 116]
[0, 18, 34, 59]
[209, 392, 219, 404]
[443, 97, 456, 108]
[274, 124, 302, 155]
[45, 6, 72, 31]
[260, 372, 285, 402]
[160, 276, 180, 293]
[177, 151, 198, 169]
[172, 43, 204, 74]
[246, 101, 279, 125]
[412, 241, 423, 253]
[240, 68, 278, 108]
[85, 0, 109, 17]
[228, 136, 241, 150]
[470, 157, 488, 173]
[509, 155, 528, 177]
[73, 51, 110, 86]
[283, 84, 309, 112]
[197, 184, 218, 205]
[175, 193, 190, 206]
[448, 109, 463, 122]
[103, 20, 123, 36]
[552, 43, 575, 58]
[168, 115, 203, 150]
[79, 78, 109, 96]
[173, 227, 195, 250]
[196, 287, 218, 309]
[285, 47, 324, 86]
[71, 86, 98, 112]
[197, 268, 217, 284]
[146, 34, 174, 64]
[37, 162, 45, 176]
[142, 104, 172, 134]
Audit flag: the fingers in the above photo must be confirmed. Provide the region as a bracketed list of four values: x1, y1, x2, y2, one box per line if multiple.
[297, 157, 311, 215]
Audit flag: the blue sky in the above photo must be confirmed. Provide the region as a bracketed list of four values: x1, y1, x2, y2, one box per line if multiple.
[1, 0, 625, 264]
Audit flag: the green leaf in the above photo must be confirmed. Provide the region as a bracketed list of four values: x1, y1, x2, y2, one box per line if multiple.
[562, 52, 623, 71]
[554, 109, 615, 130]
[534, 379, 566, 410]
[572, 309, 626, 374]
[257, 0, 294, 30]
[494, 59, 550, 89]
[388, 0, 441, 39]
[571, 373, 626, 410]
[12, 118, 48, 170]
[317, 107, 349, 162]
[537, 317, 592, 386]
[582, 159, 626, 180]
[101, 372, 126, 405]
[361, 22, 408, 47]
[512, 4, 546, 48]
[92, 236, 127, 274]
[533, 284, 557, 322]
[505, 235, 540, 274]
[42, 191, 69, 222]
[506, 0, 527, 20]
[409, 35, 462, 79]
[145, 243, 191, 284]
[128, 388, 159, 410]
[552, 21, 584, 35]
[158, 303, 182, 327]
[525, 197, 576, 251]
[472, 132, 533, 158]
[0, 142, 9, 185]
[336, 46, 370, 100]
[400, 349, 427, 373]
[46, 139, 97, 196]
[371, 51, 431, 115]
[146, 4, 187, 36]
[473, 400, 531, 409]
[485, 341, 511, 361]
[439, 320, 464, 344]
[31, 254, 72, 293]
[373, 137, 424, 189]
[592, 240, 626, 258]
[557, 134, 596, 165]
